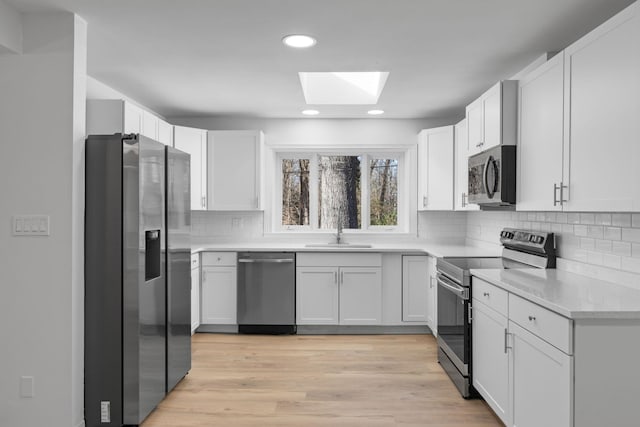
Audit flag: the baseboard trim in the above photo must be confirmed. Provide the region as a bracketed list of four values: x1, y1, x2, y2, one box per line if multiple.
[296, 325, 432, 335]
[197, 324, 239, 333]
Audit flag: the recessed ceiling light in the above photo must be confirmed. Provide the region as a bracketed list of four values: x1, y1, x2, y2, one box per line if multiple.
[368, 109, 385, 115]
[282, 34, 317, 48]
[302, 109, 319, 116]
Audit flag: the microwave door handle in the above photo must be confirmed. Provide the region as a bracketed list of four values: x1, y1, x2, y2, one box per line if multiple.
[483, 155, 494, 198]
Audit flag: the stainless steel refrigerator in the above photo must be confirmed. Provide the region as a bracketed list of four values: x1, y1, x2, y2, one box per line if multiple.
[85, 134, 191, 427]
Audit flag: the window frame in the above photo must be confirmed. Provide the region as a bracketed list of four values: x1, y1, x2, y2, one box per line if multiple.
[274, 149, 406, 233]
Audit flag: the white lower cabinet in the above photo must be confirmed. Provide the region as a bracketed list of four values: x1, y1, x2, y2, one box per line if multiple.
[296, 267, 339, 324]
[340, 267, 382, 325]
[402, 255, 429, 322]
[510, 320, 572, 427]
[296, 253, 382, 326]
[472, 300, 510, 426]
[473, 277, 573, 427]
[426, 256, 437, 334]
[190, 254, 200, 333]
[200, 252, 237, 324]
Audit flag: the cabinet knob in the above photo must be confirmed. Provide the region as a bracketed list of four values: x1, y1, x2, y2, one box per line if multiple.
[483, 292, 490, 297]
[528, 316, 536, 322]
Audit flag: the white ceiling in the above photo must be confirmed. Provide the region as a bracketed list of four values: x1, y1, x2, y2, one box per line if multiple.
[7, 0, 636, 119]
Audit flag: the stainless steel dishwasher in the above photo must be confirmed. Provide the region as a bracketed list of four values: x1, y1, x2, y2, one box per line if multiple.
[237, 252, 296, 334]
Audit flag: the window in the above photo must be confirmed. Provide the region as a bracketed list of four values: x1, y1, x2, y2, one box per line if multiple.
[277, 152, 403, 232]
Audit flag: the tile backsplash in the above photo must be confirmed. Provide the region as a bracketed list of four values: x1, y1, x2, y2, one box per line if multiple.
[467, 211, 640, 287]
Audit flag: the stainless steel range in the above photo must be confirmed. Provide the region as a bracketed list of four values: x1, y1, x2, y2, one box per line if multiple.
[436, 228, 556, 398]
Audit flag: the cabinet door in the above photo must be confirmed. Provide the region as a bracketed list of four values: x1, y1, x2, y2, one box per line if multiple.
[426, 126, 454, 210]
[191, 267, 200, 333]
[208, 130, 263, 210]
[402, 256, 428, 322]
[517, 53, 564, 211]
[472, 300, 511, 426]
[454, 119, 478, 211]
[417, 135, 429, 210]
[339, 267, 382, 325]
[142, 110, 159, 141]
[482, 83, 502, 151]
[157, 119, 174, 146]
[296, 267, 339, 325]
[466, 99, 484, 156]
[563, 3, 640, 211]
[123, 102, 144, 134]
[510, 321, 572, 427]
[201, 266, 237, 324]
[174, 125, 207, 210]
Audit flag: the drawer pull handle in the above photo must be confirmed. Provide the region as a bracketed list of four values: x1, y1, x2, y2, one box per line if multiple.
[483, 292, 490, 297]
[528, 316, 536, 321]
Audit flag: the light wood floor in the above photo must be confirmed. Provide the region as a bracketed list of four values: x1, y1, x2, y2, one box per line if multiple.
[142, 333, 502, 426]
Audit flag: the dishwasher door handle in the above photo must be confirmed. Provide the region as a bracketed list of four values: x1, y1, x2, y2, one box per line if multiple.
[238, 258, 294, 263]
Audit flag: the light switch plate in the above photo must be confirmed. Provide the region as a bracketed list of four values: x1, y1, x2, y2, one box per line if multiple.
[12, 215, 50, 236]
[20, 376, 34, 398]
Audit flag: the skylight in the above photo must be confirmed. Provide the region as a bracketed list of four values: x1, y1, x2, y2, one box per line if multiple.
[298, 72, 389, 105]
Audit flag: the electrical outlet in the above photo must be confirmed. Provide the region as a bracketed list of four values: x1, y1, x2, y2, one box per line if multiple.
[100, 401, 111, 423]
[20, 376, 34, 398]
[12, 215, 50, 236]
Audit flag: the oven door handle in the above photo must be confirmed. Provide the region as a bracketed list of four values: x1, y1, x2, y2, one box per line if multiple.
[436, 273, 469, 300]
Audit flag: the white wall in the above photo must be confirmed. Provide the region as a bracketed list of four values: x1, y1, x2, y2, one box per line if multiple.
[0, 12, 86, 427]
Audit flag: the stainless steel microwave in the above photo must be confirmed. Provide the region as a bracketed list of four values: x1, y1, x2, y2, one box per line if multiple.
[468, 145, 516, 206]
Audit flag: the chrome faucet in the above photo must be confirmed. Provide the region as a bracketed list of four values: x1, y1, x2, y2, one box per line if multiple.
[335, 221, 343, 244]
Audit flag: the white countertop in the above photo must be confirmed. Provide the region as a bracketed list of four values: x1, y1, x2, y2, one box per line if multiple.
[192, 242, 502, 258]
[471, 268, 640, 320]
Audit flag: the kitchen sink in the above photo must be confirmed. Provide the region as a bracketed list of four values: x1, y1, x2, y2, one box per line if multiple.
[304, 243, 373, 248]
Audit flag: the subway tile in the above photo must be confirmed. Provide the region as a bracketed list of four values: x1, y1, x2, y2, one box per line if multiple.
[521, 221, 531, 229]
[612, 241, 632, 257]
[594, 213, 612, 226]
[551, 223, 563, 233]
[604, 227, 622, 241]
[562, 224, 574, 234]
[572, 249, 589, 263]
[595, 239, 612, 253]
[574, 225, 588, 237]
[567, 213, 581, 224]
[622, 228, 640, 243]
[536, 212, 546, 222]
[540, 222, 552, 232]
[586, 225, 604, 239]
[602, 254, 622, 270]
[612, 213, 632, 227]
[555, 212, 568, 224]
[518, 212, 528, 221]
[580, 213, 595, 225]
[587, 251, 604, 265]
[621, 257, 640, 274]
[530, 222, 541, 231]
[633, 213, 640, 228]
[633, 243, 640, 259]
[580, 238, 595, 250]
[527, 213, 537, 221]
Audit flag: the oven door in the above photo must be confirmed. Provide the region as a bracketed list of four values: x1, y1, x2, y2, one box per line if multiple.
[436, 272, 471, 376]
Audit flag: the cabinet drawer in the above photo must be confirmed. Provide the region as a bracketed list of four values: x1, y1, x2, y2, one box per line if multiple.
[190, 254, 200, 270]
[201, 251, 237, 266]
[509, 294, 573, 354]
[472, 277, 508, 316]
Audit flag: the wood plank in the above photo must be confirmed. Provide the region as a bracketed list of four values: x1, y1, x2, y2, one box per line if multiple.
[142, 334, 502, 427]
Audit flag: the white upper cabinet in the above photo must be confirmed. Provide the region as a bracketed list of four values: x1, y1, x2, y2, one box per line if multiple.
[517, 2, 640, 212]
[417, 126, 455, 211]
[174, 125, 208, 210]
[563, 2, 640, 212]
[87, 99, 171, 145]
[453, 119, 478, 211]
[517, 53, 565, 211]
[207, 130, 265, 211]
[466, 81, 517, 157]
[157, 118, 174, 146]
